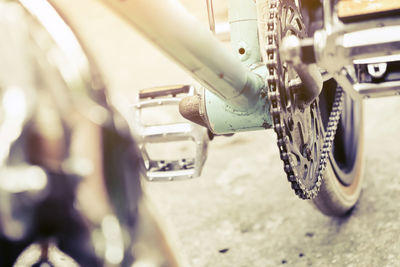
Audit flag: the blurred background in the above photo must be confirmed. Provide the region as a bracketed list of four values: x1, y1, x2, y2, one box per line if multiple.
[19, 0, 400, 266]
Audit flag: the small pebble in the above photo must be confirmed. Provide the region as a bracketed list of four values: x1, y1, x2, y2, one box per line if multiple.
[305, 232, 314, 238]
[218, 248, 229, 254]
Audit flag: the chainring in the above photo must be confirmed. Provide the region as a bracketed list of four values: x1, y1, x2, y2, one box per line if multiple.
[266, 0, 324, 199]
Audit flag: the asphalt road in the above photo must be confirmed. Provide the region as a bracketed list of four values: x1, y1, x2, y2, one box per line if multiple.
[50, 1, 400, 266]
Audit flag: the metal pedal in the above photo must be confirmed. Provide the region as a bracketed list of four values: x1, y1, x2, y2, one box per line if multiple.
[132, 85, 209, 181]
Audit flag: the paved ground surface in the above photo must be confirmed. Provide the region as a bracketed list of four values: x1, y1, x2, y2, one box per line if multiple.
[45, 1, 400, 266]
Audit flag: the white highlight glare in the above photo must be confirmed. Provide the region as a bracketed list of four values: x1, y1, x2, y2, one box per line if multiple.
[0, 87, 28, 164]
[19, 0, 87, 72]
[0, 166, 47, 193]
[102, 215, 124, 265]
[3, 86, 27, 118]
[131, 260, 158, 267]
[343, 25, 400, 48]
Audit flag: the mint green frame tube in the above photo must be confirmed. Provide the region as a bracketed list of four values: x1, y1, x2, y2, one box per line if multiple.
[203, 0, 272, 134]
[101, 0, 272, 133]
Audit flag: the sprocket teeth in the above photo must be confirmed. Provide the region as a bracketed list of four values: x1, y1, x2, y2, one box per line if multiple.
[268, 75, 279, 83]
[280, 153, 289, 160]
[288, 174, 296, 182]
[291, 183, 300, 190]
[277, 138, 287, 147]
[269, 92, 279, 102]
[271, 107, 281, 115]
[284, 164, 292, 173]
[266, 0, 342, 200]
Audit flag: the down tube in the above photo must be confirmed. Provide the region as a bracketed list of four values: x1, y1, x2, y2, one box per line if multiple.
[101, 0, 264, 111]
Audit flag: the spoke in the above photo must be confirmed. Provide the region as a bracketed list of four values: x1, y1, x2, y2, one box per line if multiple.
[282, 5, 288, 28]
[288, 7, 295, 25]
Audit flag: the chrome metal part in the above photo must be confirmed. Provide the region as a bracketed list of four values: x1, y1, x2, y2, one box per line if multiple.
[354, 80, 400, 98]
[326, 25, 400, 71]
[132, 85, 209, 181]
[367, 63, 387, 79]
[312, 0, 400, 98]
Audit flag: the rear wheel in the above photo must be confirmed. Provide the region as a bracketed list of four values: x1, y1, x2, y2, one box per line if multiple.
[313, 79, 364, 216]
[293, 0, 365, 215]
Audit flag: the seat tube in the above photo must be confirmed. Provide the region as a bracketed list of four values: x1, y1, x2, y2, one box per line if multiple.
[228, 0, 261, 67]
[202, 0, 273, 134]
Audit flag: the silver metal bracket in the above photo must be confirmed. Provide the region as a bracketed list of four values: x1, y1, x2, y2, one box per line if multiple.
[312, 2, 400, 99]
[132, 85, 209, 181]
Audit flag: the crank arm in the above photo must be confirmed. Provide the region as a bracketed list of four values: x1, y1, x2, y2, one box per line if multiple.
[132, 85, 209, 181]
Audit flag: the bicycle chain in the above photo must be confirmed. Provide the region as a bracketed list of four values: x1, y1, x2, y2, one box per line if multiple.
[265, 0, 344, 199]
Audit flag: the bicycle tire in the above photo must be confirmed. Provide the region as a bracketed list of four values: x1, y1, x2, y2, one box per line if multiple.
[313, 79, 364, 216]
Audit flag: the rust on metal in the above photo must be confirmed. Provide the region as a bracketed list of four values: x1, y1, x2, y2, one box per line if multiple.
[179, 95, 208, 128]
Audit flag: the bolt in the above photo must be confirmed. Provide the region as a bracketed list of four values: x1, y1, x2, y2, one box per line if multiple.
[288, 116, 294, 131]
[340, 68, 348, 76]
[367, 63, 387, 79]
[303, 145, 312, 161]
[237, 41, 250, 61]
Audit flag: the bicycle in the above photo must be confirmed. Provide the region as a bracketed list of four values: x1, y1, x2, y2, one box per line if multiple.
[98, 0, 400, 217]
[1, 0, 400, 266]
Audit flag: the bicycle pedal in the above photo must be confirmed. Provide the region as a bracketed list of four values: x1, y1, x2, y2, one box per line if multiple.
[132, 85, 209, 181]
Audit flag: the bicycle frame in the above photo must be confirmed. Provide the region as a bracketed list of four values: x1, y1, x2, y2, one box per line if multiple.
[102, 0, 274, 134]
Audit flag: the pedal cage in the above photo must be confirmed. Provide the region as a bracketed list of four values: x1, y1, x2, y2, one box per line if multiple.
[132, 85, 209, 181]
